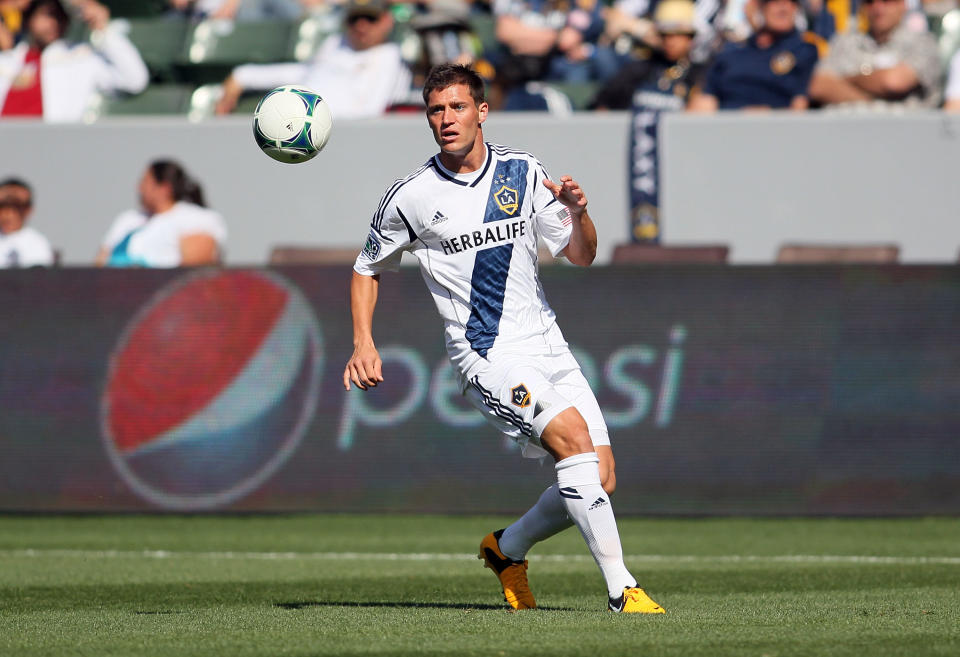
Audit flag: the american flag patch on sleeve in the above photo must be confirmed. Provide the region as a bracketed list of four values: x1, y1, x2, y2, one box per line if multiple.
[557, 207, 573, 226]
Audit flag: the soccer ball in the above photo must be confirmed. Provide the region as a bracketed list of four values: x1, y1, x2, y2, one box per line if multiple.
[252, 85, 333, 164]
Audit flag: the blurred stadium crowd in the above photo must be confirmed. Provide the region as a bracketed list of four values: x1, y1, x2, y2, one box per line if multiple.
[2, 0, 957, 265]
[3, 0, 960, 119]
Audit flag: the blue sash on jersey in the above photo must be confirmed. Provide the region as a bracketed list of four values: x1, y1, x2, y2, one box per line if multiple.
[465, 158, 529, 357]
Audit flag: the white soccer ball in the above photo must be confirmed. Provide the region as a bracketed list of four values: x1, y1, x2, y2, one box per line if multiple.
[252, 85, 333, 164]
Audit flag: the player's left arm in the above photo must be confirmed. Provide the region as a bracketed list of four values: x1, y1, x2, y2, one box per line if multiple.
[542, 175, 597, 266]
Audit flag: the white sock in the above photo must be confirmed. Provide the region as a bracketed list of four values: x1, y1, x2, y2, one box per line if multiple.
[499, 484, 572, 560]
[555, 452, 636, 599]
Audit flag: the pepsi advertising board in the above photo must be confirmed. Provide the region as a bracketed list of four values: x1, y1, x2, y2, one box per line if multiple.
[0, 266, 958, 515]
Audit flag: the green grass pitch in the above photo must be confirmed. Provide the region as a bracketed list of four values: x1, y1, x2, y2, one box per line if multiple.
[1, 515, 958, 656]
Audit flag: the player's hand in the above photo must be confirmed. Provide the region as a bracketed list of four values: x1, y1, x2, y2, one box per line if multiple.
[543, 175, 587, 217]
[343, 343, 384, 391]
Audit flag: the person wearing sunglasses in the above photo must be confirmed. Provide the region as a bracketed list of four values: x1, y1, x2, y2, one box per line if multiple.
[215, 0, 412, 119]
[0, 177, 54, 268]
[808, 0, 940, 108]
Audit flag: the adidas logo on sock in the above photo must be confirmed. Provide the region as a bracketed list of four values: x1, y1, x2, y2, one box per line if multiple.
[588, 497, 608, 510]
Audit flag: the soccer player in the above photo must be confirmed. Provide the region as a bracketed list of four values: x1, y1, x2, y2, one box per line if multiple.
[342, 64, 664, 614]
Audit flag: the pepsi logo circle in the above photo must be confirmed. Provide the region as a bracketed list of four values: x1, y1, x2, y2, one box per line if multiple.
[101, 269, 322, 510]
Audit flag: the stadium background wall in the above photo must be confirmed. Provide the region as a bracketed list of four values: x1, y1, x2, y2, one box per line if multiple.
[3, 113, 960, 266]
[1, 266, 958, 515]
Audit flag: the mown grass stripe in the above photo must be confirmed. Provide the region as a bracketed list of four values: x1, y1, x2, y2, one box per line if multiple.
[4, 549, 960, 565]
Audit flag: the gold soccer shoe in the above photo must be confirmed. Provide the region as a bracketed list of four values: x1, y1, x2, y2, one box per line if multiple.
[609, 586, 666, 613]
[478, 530, 536, 610]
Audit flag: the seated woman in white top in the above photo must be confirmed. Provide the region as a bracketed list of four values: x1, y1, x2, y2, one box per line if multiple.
[96, 160, 227, 268]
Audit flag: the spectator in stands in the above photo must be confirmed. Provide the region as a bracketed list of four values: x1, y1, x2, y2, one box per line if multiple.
[687, 0, 819, 111]
[601, 0, 722, 67]
[0, 177, 54, 267]
[167, 0, 321, 20]
[215, 0, 411, 119]
[592, 0, 703, 243]
[808, 0, 941, 108]
[0, 0, 148, 121]
[722, 0, 838, 44]
[96, 160, 227, 268]
[0, 0, 30, 50]
[591, 0, 704, 110]
[490, 0, 607, 109]
[408, 0, 484, 86]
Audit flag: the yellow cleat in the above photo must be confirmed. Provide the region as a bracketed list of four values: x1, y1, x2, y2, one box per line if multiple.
[608, 587, 666, 614]
[478, 530, 536, 610]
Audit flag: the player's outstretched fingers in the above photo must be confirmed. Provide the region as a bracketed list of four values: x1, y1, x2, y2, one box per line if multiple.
[542, 178, 561, 195]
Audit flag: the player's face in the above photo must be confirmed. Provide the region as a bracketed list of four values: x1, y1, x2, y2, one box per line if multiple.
[0, 184, 31, 235]
[425, 84, 488, 162]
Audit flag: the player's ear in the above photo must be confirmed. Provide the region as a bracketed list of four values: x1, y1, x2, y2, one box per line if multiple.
[477, 101, 489, 124]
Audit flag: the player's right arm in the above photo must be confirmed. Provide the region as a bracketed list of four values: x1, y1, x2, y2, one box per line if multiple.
[343, 271, 384, 391]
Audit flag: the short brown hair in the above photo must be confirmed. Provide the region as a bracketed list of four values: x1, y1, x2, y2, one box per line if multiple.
[422, 64, 486, 106]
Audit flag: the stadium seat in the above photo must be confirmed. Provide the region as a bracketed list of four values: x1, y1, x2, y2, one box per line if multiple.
[288, 12, 341, 61]
[611, 243, 730, 264]
[177, 19, 295, 84]
[102, 0, 168, 17]
[269, 246, 361, 265]
[469, 13, 498, 56]
[99, 85, 192, 116]
[545, 81, 600, 111]
[937, 9, 960, 67]
[125, 18, 190, 82]
[776, 243, 900, 264]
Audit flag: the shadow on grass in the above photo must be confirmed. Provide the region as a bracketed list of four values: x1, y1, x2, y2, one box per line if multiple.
[276, 600, 571, 611]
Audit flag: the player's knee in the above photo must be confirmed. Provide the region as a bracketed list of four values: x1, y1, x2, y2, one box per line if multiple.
[540, 408, 593, 460]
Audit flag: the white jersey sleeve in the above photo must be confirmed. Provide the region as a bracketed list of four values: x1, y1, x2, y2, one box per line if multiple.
[353, 179, 419, 275]
[531, 160, 573, 257]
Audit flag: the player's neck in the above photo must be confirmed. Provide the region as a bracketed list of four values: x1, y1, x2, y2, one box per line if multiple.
[437, 139, 486, 174]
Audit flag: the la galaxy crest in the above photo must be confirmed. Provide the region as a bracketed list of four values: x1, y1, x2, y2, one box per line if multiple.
[510, 383, 531, 408]
[493, 172, 519, 216]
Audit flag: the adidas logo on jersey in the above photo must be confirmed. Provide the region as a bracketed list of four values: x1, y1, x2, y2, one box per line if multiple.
[588, 497, 608, 511]
[431, 210, 448, 225]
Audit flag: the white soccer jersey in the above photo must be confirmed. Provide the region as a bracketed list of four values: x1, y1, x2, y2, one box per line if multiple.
[354, 143, 575, 381]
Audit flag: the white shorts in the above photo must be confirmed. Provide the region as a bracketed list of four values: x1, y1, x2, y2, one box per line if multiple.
[463, 350, 610, 459]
